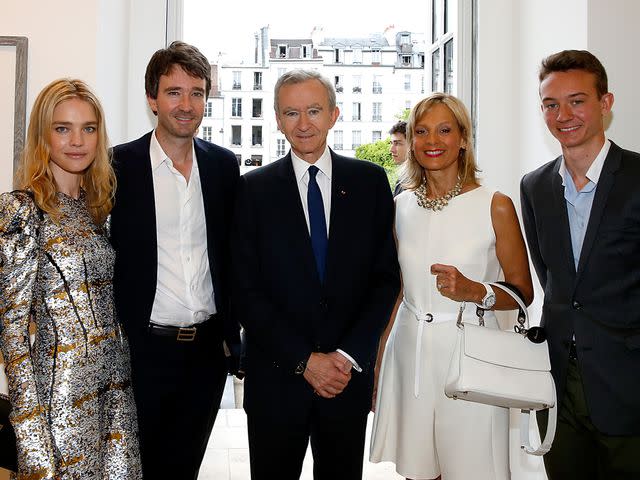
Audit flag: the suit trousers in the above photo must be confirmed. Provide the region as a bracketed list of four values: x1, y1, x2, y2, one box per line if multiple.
[247, 404, 368, 480]
[129, 322, 228, 480]
[538, 356, 640, 479]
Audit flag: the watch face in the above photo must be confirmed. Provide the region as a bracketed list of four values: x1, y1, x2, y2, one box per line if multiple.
[484, 293, 496, 309]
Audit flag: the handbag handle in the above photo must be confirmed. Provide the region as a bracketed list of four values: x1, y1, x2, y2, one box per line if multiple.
[456, 281, 529, 333]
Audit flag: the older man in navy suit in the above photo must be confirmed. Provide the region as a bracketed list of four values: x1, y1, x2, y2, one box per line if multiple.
[232, 70, 400, 479]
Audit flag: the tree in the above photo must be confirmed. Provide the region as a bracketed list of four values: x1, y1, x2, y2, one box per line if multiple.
[355, 139, 397, 189]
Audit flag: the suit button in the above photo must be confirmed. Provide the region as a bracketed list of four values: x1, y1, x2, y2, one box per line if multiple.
[572, 301, 582, 310]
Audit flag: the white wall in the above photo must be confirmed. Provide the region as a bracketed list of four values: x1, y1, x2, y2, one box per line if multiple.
[0, 0, 169, 194]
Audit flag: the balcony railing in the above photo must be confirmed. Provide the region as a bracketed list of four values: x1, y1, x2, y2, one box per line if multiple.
[334, 143, 343, 150]
[253, 84, 262, 90]
[232, 82, 241, 90]
[372, 115, 382, 122]
[372, 86, 382, 94]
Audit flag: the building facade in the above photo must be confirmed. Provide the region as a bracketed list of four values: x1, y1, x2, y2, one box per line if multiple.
[198, 26, 426, 173]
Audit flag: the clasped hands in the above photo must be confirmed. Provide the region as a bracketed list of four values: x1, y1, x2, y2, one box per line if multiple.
[303, 351, 352, 399]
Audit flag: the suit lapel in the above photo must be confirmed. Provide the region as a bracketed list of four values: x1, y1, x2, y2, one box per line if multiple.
[325, 152, 350, 286]
[551, 158, 577, 277]
[576, 143, 621, 278]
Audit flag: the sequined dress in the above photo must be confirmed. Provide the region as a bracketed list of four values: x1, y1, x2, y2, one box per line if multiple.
[0, 191, 141, 479]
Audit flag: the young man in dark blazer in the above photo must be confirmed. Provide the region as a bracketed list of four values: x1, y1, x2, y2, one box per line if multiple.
[521, 50, 640, 479]
[110, 41, 240, 479]
[232, 69, 400, 479]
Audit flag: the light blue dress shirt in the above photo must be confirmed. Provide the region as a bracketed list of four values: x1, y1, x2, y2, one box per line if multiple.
[559, 140, 611, 269]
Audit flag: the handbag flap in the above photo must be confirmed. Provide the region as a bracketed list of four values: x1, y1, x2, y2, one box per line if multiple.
[463, 323, 551, 371]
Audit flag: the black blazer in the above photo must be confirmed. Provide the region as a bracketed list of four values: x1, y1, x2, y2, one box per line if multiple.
[110, 132, 241, 351]
[521, 141, 640, 435]
[231, 151, 400, 420]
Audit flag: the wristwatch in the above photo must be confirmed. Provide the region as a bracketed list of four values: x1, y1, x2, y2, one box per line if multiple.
[476, 283, 496, 309]
[294, 360, 307, 375]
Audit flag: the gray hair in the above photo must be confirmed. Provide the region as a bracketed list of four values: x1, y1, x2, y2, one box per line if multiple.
[273, 69, 336, 112]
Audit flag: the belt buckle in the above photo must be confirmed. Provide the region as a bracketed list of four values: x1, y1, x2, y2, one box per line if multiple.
[177, 326, 197, 342]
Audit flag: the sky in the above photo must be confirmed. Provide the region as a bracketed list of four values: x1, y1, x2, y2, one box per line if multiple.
[183, 0, 428, 63]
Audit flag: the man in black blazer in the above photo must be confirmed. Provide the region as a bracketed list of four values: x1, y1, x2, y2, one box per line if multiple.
[232, 70, 400, 479]
[521, 50, 640, 479]
[110, 41, 240, 479]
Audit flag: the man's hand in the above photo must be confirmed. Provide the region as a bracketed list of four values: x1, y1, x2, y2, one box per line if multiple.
[303, 352, 352, 399]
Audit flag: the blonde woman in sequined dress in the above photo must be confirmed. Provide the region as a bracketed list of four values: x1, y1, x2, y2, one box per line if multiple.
[0, 79, 141, 479]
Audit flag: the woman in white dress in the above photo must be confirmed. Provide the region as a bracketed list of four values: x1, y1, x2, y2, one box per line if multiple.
[370, 93, 533, 480]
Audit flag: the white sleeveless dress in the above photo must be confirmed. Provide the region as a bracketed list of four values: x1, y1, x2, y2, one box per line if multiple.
[370, 186, 509, 480]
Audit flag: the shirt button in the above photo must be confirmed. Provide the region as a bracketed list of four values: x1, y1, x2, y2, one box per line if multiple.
[572, 301, 582, 310]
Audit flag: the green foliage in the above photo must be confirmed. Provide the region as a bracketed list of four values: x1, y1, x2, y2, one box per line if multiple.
[395, 108, 411, 121]
[355, 139, 398, 189]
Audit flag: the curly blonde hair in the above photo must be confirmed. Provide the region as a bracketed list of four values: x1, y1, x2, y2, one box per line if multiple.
[16, 78, 115, 225]
[399, 93, 479, 190]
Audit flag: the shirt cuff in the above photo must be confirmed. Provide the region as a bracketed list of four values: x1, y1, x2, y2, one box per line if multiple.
[336, 349, 362, 372]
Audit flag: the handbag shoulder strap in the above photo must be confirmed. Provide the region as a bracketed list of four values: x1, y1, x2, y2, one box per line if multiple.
[520, 381, 557, 455]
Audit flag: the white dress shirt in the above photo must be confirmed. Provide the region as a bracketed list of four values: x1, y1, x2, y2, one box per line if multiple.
[290, 147, 361, 372]
[149, 131, 216, 327]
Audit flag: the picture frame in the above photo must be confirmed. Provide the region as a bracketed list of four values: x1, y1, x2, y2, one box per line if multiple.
[0, 36, 28, 188]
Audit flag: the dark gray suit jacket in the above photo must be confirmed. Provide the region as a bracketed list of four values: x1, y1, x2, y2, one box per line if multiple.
[521, 141, 640, 435]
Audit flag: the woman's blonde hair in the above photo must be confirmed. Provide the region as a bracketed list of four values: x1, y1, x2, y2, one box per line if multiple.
[400, 92, 479, 190]
[16, 78, 115, 225]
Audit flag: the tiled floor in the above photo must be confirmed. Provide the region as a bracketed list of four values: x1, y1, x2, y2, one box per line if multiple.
[198, 377, 402, 480]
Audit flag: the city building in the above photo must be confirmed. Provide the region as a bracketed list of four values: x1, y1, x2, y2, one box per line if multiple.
[199, 26, 426, 172]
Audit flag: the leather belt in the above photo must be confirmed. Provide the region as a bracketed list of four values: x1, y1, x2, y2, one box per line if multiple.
[147, 315, 216, 342]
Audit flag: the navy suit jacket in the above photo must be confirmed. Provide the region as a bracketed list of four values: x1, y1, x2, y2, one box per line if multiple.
[110, 132, 241, 355]
[231, 151, 400, 420]
[521, 141, 640, 435]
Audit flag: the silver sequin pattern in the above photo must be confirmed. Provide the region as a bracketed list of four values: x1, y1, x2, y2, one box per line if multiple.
[0, 191, 141, 479]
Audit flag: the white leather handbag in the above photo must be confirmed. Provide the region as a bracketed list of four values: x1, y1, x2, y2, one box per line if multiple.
[444, 282, 557, 455]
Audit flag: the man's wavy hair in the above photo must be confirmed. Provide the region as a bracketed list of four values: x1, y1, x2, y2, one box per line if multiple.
[16, 78, 115, 225]
[400, 93, 479, 191]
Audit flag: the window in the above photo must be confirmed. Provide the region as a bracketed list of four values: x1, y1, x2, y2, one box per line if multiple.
[232, 98, 242, 117]
[231, 125, 241, 146]
[432, 49, 441, 91]
[252, 98, 262, 118]
[246, 154, 262, 166]
[401, 55, 412, 66]
[352, 130, 361, 149]
[444, 38, 454, 94]
[204, 101, 213, 117]
[334, 130, 343, 150]
[276, 138, 286, 157]
[404, 74, 411, 91]
[253, 71, 262, 90]
[252, 126, 262, 146]
[400, 33, 411, 45]
[233, 71, 241, 90]
[337, 102, 343, 121]
[372, 76, 382, 94]
[202, 126, 212, 142]
[352, 75, 361, 93]
[235, 154, 242, 166]
[353, 48, 362, 64]
[334, 75, 343, 93]
[352, 102, 361, 121]
[302, 44, 312, 58]
[278, 44, 287, 58]
[372, 102, 382, 122]
[372, 131, 382, 142]
[371, 49, 381, 64]
[334, 48, 344, 63]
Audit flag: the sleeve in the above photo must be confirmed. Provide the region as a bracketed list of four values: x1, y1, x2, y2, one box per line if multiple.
[520, 176, 547, 289]
[0, 192, 58, 478]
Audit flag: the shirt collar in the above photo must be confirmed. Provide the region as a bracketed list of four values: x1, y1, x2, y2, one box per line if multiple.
[150, 129, 198, 173]
[291, 146, 333, 184]
[558, 138, 611, 186]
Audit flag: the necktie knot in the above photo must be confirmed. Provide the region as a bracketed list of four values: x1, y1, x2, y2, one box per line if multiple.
[308, 165, 319, 179]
